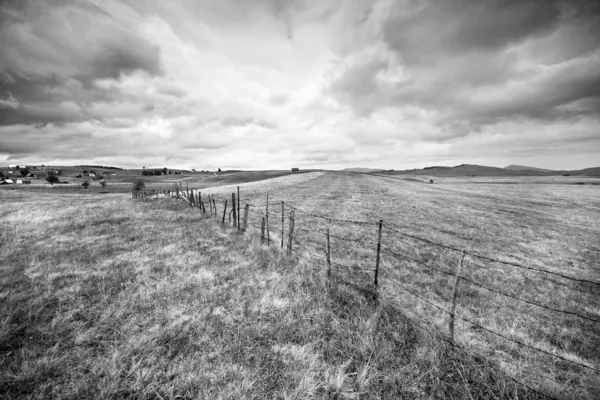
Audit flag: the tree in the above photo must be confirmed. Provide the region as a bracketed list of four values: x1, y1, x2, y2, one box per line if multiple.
[0, 171, 4, 178]
[46, 175, 59, 185]
[133, 180, 145, 191]
[163, 167, 168, 175]
[81, 180, 90, 189]
[218, 168, 221, 172]
[20, 168, 30, 177]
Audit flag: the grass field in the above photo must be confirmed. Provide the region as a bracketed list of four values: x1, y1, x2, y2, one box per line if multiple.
[2, 169, 314, 195]
[1, 172, 599, 398]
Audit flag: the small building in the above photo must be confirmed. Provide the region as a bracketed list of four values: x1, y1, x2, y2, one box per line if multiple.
[1, 178, 14, 184]
[15, 178, 23, 184]
[291, 168, 299, 172]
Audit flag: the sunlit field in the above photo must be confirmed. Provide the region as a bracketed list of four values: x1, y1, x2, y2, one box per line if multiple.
[1, 172, 599, 399]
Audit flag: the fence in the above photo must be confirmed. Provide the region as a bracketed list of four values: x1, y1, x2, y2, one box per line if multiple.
[132, 184, 600, 399]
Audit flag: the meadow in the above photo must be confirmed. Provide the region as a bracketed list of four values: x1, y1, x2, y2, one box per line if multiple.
[1, 172, 598, 399]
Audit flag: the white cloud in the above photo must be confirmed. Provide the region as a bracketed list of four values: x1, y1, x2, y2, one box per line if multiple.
[0, 0, 599, 170]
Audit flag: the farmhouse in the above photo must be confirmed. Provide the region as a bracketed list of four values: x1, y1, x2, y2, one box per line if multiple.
[1, 178, 14, 184]
[15, 178, 23, 184]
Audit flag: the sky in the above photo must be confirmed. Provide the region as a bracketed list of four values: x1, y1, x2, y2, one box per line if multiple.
[0, 0, 599, 171]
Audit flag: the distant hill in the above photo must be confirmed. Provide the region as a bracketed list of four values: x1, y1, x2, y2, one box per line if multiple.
[505, 165, 551, 172]
[342, 168, 384, 173]
[376, 164, 600, 177]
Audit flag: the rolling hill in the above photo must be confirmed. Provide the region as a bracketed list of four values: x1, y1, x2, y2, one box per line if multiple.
[505, 165, 552, 172]
[373, 164, 600, 177]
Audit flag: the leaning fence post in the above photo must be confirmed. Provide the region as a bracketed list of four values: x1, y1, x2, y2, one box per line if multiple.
[374, 220, 383, 288]
[222, 200, 227, 224]
[261, 217, 266, 244]
[212, 195, 217, 219]
[243, 204, 249, 232]
[281, 201, 284, 248]
[287, 210, 295, 255]
[232, 193, 237, 227]
[449, 250, 466, 342]
[326, 226, 331, 278]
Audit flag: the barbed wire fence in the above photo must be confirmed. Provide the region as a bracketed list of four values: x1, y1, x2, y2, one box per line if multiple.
[132, 184, 600, 399]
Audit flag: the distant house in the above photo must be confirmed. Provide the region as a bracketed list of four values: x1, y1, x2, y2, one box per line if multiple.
[86, 172, 96, 177]
[26, 173, 37, 178]
[1, 178, 14, 184]
[15, 178, 23, 184]
[291, 168, 300, 172]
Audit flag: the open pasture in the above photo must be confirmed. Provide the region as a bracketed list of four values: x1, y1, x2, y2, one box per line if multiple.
[237, 172, 600, 398]
[2, 183, 550, 399]
[1, 171, 599, 398]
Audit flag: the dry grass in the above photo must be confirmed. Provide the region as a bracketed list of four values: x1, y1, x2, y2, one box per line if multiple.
[0, 186, 548, 399]
[241, 172, 600, 399]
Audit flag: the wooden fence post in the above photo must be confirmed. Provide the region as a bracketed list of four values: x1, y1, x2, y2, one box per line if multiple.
[214, 196, 218, 220]
[232, 193, 237, 227]
[265, 192, 270, 246]
[222, 200, 227, 224]
[287, 211, 295, 255]
[374, 220, 383, 288]
[237, 186, 240, 230]
[449, 250, 466, 342]
[281, 201, 284, 248]
[261, 217, 266, 244]
[326, 226, 331, 278]
[243, 204, 249, 232]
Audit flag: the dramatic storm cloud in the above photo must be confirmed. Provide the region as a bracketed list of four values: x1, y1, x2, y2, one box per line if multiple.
[1, 0, 599, 169]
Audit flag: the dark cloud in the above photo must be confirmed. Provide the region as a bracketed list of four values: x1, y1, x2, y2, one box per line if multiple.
[383, 0, 562, 65]
[326, 0, 600, 139]
[0, 0, 163, 126]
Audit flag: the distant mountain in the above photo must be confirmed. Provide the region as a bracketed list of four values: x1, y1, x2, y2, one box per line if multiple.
[376, 164, 600, 177]
[505, 165, 551, 172]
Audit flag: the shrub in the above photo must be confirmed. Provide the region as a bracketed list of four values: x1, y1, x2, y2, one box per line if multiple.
[81, 181, 90, 189]
[20, 168, 30, 176]
[46, 175, 59, 185]
[133, 180, 146, 191]
[99, 180, 107, 188]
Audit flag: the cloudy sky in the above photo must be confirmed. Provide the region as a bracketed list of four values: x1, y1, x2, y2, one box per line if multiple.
[0, 0, 599, 170]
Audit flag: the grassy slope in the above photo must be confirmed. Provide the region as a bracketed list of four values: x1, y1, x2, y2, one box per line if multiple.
[0, 189, 544, 399]
[3, 170, 312, 195]
[240, 172, 600, 399]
